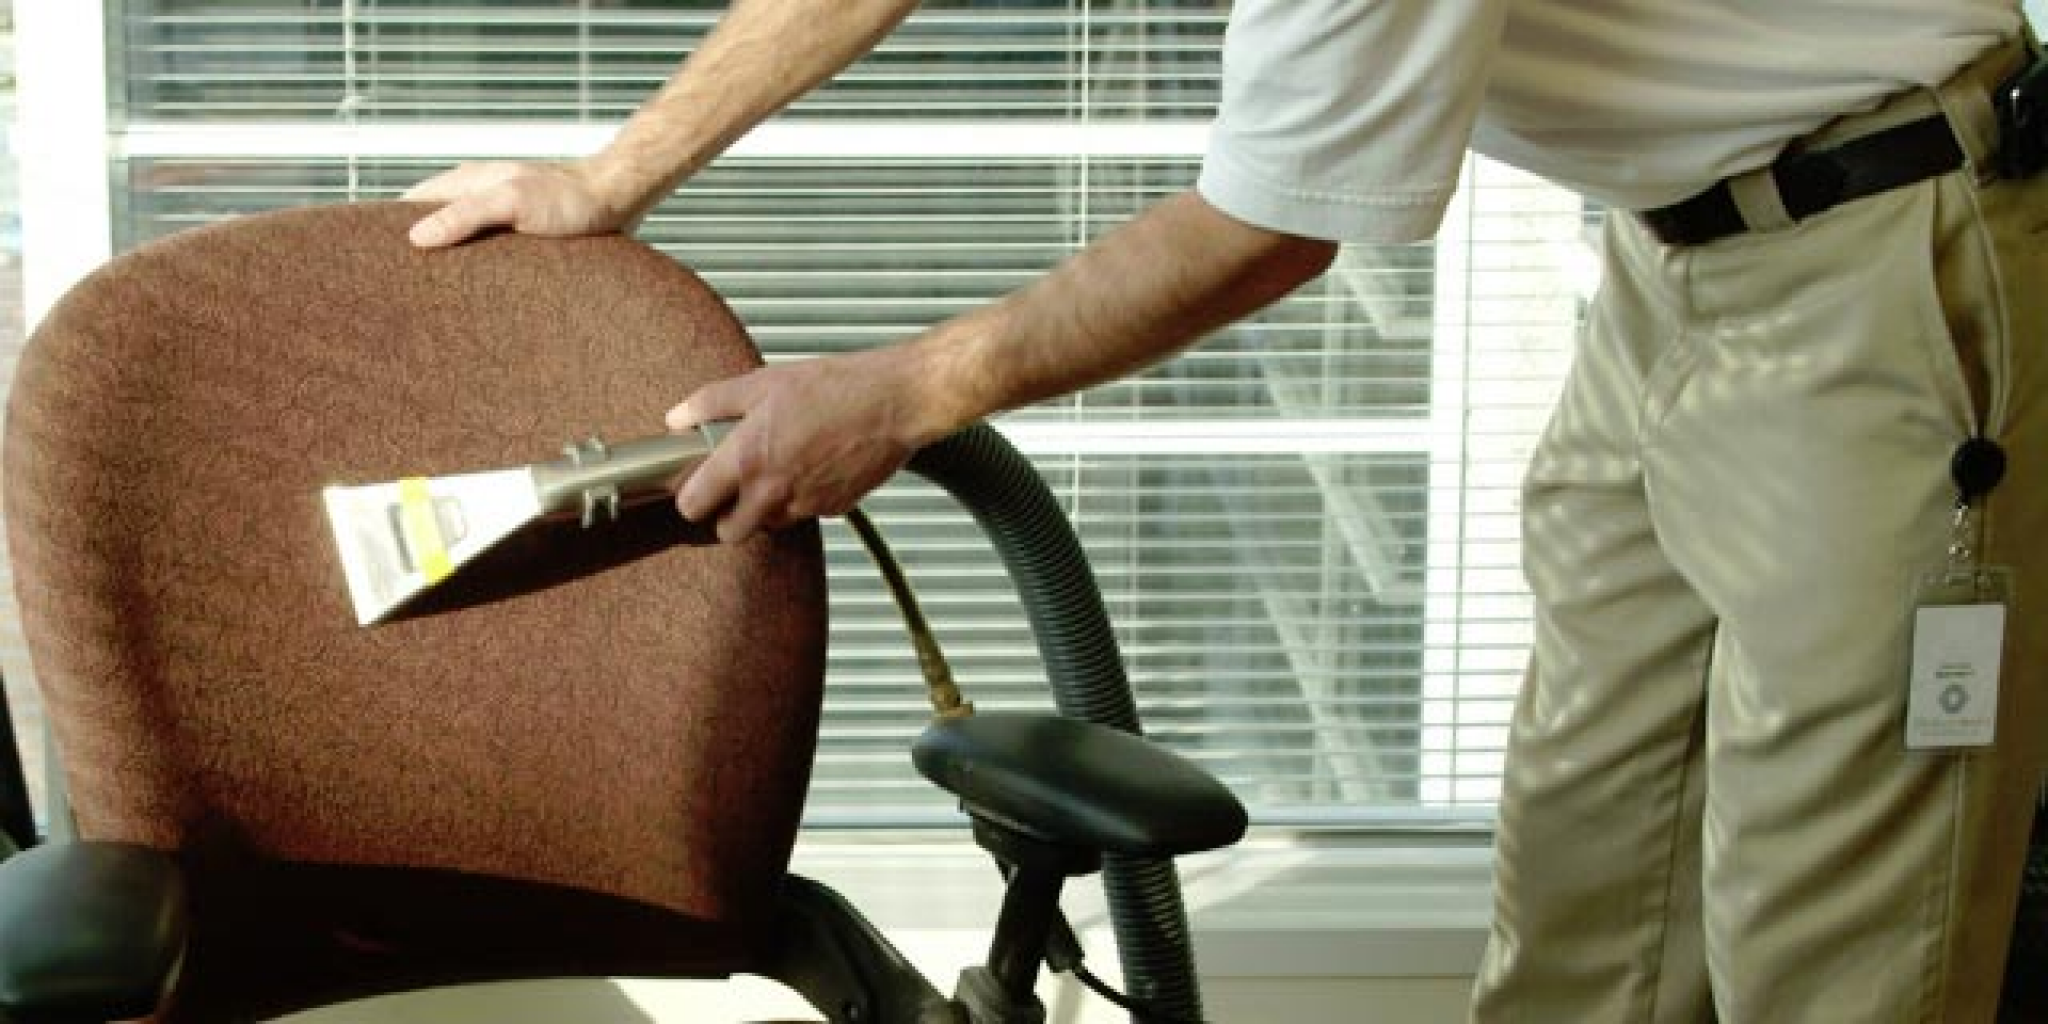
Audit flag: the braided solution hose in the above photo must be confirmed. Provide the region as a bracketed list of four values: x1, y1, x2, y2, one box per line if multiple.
[844, 505, 971, 720]
[906, 423, 1206, 1024]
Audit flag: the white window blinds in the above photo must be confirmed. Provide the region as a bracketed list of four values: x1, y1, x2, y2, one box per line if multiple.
[103, 0, 1594, 830]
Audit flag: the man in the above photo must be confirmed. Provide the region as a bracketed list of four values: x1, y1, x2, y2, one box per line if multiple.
[406, 2, 2048, 1019]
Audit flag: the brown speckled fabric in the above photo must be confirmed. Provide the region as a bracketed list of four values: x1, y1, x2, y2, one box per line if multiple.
[3, 202, 827, 1020]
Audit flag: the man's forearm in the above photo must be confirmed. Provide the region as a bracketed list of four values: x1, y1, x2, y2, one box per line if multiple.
[900, 189, 1340, 441]
[585, 0, 922, 219]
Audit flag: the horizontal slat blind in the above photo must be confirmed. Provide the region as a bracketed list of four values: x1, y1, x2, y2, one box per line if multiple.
[123, 155, 1435, 420]
[102, 0, 1594, 830]
[122, 1, 1227, 120]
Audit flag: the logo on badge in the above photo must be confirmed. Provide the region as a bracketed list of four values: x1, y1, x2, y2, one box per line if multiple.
[1940, 683, 1971, 715]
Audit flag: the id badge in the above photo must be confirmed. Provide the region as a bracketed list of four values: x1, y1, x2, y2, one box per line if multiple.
[1905, 566, 2012, 750]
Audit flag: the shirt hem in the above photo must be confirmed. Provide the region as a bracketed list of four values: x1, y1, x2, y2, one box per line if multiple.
[1196, 154, 1452, 244]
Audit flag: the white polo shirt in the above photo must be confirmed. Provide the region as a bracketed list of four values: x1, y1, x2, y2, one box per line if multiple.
[1196, 0, 2026, 243]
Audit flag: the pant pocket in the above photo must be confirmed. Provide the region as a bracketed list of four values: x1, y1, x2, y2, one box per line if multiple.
[1920, 174, 2011, 437]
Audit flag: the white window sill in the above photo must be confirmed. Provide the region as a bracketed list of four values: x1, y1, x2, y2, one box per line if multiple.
[790, 832, 1496, 981]
[279, 835, 1495, 1022]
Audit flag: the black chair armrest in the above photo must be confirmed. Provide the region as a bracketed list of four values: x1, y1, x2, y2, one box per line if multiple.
[0, 841, 187, 1023]
[913, 712, 1248, 858]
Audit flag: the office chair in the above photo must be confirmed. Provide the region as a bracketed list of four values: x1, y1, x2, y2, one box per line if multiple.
[0, 202, 1246, 1023]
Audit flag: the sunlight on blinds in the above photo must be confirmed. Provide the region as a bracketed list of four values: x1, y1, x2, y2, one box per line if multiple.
[108, 0, 1596, 830]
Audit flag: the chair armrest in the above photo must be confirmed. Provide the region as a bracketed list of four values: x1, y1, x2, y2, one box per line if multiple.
[0, 841, 187, 1023]
[913, 712, 1248, 858]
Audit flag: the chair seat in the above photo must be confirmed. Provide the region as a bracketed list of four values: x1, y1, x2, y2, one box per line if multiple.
[0, 842, 186, 1022]
[912, 712, 1247, 858]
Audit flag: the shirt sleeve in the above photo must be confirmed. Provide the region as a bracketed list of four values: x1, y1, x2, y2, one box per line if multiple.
[1197, 0, 1510, 244]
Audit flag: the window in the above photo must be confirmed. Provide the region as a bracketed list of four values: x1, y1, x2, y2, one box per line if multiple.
[12, 1, 1596, 834]
[0, 0, 30, 804]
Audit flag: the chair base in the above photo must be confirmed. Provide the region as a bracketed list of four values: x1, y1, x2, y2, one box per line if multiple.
[759, 875, 963, 1024]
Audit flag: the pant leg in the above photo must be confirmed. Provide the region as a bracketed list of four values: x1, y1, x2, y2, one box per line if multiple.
[1469, 207, 1719, 1024]
[1638, 163, 2048, 1022]
[1947, 149, 2048, 1024]
[1474, 153, 2048, 1024]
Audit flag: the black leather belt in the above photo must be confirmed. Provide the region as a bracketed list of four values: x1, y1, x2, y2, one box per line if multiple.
[1639, 114, 1965, 246]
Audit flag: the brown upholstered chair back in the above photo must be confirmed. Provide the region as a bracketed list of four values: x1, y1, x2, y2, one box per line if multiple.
[2, 202, 827, 1020]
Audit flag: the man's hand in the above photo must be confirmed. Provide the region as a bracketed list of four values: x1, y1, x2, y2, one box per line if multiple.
[402, 3, 925, 252]
[403, 160, 638, 248]
[666, 346, 953, 543]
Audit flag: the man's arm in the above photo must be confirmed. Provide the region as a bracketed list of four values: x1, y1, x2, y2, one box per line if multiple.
[669, 188, 1339, 541]
[406, 0, 921, 246]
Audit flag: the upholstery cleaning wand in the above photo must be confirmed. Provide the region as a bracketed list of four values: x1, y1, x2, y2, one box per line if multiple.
[321, 424, 727, 627]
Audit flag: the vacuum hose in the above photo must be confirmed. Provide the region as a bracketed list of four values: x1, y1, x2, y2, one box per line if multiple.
[907, 423, 1205, 1024]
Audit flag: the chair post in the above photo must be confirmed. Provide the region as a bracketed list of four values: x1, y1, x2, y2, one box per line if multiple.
[0, 680, 39, 852]
[953, 817, 1102, 1024]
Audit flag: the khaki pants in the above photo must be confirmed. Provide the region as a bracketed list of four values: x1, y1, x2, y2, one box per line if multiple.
[1470, 42, 2048, 1023]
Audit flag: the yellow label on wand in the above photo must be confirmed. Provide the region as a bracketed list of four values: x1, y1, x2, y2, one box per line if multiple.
[396, 477, 454, 582]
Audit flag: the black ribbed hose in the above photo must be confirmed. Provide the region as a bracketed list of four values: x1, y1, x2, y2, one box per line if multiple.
[907, 423, 1204, 1024]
